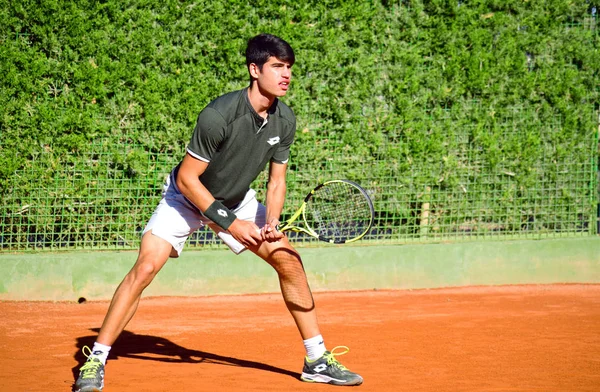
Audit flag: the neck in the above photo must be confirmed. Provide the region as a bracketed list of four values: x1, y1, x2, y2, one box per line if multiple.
[247, 84, 275, 118]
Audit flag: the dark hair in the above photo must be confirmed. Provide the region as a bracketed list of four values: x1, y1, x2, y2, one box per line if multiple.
[245, 33, 295, 69]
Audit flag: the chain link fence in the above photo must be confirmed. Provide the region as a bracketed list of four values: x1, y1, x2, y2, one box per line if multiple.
[1, 105, 597, 252]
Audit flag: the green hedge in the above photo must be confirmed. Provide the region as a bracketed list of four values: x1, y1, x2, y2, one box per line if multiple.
[1, 0, 598, 249]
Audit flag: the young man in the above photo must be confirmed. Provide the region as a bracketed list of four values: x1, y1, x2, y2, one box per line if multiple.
[74, 33, 363, 391]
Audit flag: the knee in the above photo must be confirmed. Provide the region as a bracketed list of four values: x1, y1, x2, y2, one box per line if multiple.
[126, 259, 159, 288]
[270, 253, 305, 277]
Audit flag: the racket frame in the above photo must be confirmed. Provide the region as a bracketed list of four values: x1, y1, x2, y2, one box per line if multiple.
[278, 180, 374, 244]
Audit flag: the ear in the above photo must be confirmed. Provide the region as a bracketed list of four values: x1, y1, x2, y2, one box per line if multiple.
[249, 63, 261, 79]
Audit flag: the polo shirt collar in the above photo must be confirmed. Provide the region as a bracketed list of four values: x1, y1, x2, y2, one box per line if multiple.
[243, 87, 278, 123]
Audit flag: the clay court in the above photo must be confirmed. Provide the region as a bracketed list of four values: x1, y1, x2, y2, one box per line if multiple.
[1, 284, 599, 391]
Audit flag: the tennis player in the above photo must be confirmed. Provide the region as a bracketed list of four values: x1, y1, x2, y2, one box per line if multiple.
[74, 33, 363, 391]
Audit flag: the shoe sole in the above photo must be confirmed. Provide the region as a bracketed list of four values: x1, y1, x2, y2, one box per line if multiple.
[73, 386, 103, 392]
[301, 373, 363, 386]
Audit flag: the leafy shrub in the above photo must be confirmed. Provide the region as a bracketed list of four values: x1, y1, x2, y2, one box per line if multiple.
[1, 0, 598, 250]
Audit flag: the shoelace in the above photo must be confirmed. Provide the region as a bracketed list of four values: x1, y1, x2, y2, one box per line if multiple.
[79, 346, 103, 379]
[323, 346, 350, 371]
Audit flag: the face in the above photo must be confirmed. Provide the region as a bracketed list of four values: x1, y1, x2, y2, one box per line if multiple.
[249, 56, 292, 97]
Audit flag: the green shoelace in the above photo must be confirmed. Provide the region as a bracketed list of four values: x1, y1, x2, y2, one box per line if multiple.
[79, 346, 103, 379]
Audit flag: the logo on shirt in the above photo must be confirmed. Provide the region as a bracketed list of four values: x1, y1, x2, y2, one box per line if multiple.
[267, 136, 280, 146]
[217, 209, 228, 217]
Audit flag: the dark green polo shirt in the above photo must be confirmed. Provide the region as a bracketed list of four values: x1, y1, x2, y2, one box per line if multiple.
[183, 88, 296, 208]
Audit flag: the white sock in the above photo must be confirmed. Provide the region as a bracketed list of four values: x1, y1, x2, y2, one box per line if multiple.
[303, 334, 326, 361]
[91, 342, 111, 365]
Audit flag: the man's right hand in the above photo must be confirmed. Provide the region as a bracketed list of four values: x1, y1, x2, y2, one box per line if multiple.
[227, 219, 263, 248]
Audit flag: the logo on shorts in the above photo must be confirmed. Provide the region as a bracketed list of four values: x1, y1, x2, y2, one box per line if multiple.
[267, 136, 280, 146]
[217, 209, 228, 217]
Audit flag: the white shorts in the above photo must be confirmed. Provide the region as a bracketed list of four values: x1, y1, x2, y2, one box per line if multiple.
[143, 172, 266, 256]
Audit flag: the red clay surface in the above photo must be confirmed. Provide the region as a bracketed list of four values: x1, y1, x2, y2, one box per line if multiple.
[1, 284, 599, 391]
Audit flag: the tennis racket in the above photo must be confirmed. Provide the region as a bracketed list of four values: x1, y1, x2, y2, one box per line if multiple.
[278, 179, 375, 244]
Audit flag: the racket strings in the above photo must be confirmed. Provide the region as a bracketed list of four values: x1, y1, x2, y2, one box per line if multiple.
[305, 182, 372, 242]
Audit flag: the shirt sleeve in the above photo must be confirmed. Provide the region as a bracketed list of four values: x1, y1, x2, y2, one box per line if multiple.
[186, 107, 226, 162]
[271, 118, 296, 164]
